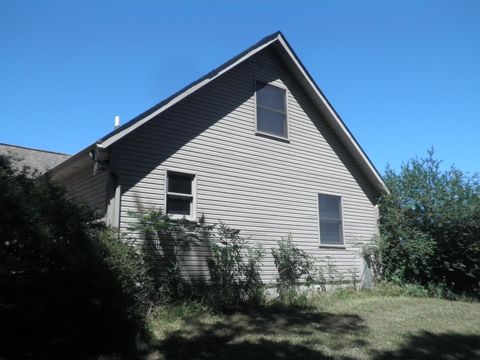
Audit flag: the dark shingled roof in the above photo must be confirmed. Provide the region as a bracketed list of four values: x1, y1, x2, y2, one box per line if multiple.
[0, 143, 70, 176]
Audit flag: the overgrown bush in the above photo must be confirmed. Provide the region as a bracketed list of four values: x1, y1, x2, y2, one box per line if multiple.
[379, 149, 480, 297]
[361, 235, 385, 283]
[208, 222, 265, 306]
[0, 156, 151, 359]
[128, 209, 213, 302]
[91, 229, 153, 337]
[130, 210, 266, 307]
[272, 234, 325, 303]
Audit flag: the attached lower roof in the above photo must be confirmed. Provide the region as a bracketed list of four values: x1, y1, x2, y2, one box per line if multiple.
[0, 143, 70, 176]
[49, 31, 388, 194]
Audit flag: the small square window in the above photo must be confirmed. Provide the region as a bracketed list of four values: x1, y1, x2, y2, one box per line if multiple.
[166, 171, 196, 219]
[256, 82, 288, 138]
[318, 194, 344, 245]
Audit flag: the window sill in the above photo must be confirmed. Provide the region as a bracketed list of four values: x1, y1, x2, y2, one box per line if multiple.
[168, 214, 196, 222]
[255, 131, 290, 143]
[319, 244, 346, 249]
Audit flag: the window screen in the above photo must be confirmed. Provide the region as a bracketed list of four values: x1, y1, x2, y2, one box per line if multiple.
[318, 194, 344, 245]
[256, 82, 287, 138]
[166, 171, 195, 218]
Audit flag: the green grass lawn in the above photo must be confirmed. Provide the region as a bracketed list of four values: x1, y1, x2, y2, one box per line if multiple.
[146, 292, 480, 360]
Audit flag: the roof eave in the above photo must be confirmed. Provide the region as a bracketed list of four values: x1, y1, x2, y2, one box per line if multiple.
[46, 143, 96, 180]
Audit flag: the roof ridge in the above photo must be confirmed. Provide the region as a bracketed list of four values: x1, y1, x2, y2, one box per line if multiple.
[0, 143, 70, 156]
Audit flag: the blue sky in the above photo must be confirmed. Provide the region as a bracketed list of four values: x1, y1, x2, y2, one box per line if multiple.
[1, 1, 479, 174]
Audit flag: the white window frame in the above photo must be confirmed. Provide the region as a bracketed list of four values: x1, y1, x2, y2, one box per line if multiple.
[317, 192, 345, 248]
[164, 168, 197, 221]
[254, 79, 290, 141]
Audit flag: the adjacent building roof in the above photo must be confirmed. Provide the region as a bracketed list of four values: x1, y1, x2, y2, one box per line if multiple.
[50, 31, 389, 194]
[0, 143, 70, 175]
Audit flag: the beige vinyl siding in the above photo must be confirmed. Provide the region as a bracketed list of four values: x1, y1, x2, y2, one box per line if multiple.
[112, 47, 379, 282]
[62, 166, 109, 218]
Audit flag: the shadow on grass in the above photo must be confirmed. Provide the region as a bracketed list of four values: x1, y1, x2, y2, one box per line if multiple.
[153, 304, 366, 360]
[372, 331, 480, 360]
[151, 305, 480, 360]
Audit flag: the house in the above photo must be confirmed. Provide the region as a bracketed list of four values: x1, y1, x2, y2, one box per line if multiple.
[48, 32, 388, 284]
[0, 143, 69, 176]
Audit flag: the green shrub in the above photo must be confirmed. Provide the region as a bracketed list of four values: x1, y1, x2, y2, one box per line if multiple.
[379, 149, 480, 297]
[323, 256, 344, 285]
[272, 234, 325, 303]
[92, 229, 154, 332]
[0, 156, 151, 358]
[208, 222, 265, 306]
[361, 235, 385, 283]
[128, 209, 213, 302]
[129, 210, 265, 307]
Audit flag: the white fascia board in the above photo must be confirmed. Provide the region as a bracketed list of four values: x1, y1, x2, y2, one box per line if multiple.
[47, 144, 95, 179]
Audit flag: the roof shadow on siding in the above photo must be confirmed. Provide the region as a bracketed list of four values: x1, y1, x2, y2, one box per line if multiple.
[116, 45, 378, 208]
[114, 49, 281, 197]
[115, 55, 283, 280]
[115, 45, 378, 277]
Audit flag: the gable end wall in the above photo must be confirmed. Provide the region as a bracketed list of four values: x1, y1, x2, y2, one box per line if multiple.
[112, 47, 379, 283]
[62, 166, 109, 219]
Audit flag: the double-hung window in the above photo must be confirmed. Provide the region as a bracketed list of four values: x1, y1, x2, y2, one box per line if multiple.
[166, 171, 196, 220]
[318, 194, 344, 246]
[255, 81, 288, 139]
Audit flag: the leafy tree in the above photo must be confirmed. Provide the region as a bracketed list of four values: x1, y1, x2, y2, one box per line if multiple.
[0, 156, 151, 358]
[379, 149, 480, 296]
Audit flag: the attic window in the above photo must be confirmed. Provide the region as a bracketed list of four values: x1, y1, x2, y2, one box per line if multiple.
[255, 81, 288, 139]
[166, 171, 196, 220]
